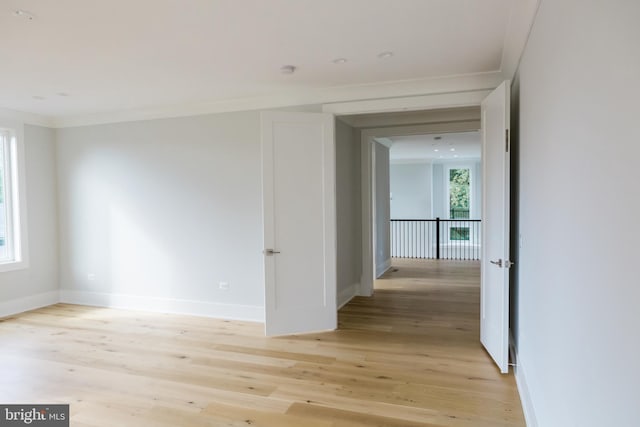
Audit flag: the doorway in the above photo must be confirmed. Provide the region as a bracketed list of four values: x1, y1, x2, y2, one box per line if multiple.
[332, 82, 512, 373]
[356, 108, 482, 296]
[387, 131, 482, 263]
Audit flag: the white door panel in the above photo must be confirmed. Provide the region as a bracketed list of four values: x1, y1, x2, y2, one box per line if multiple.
[262, 112, 336, 336]
[481, 81, 511, 373]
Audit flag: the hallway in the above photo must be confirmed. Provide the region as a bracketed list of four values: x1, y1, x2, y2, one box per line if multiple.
[338, 258, 525, 426]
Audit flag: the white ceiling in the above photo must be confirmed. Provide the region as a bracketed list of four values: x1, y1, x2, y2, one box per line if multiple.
[0, 0, 535, 125]
[389, 131, 481, 162]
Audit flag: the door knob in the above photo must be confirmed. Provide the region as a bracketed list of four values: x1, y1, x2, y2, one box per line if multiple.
[490, 259, 503, 267]
[263, 249, 281, 256]
[489, 259, 515, 268]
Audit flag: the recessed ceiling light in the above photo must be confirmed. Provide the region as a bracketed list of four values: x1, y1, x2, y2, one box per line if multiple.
[13, 9, 35, 20]
[332, 58, 347, 64]
[377, 51, 393, 59]
[32, 96, 45, 100]
[434, 149, 439, 152]
[280, 65, 296, 74]
[450, 148, 455, 152]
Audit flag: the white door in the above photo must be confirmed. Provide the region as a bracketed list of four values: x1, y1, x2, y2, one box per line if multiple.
[261, 111, 337, 336]
[481, 81, 511, 373]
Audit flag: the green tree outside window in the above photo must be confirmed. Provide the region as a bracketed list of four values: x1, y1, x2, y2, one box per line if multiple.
[449, 168, 470, 219]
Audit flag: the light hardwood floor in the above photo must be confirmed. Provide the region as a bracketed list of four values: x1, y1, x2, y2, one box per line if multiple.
[0, 259, 525, 426]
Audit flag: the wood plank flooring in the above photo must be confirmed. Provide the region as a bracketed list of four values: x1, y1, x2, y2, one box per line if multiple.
[0, 259, 525, 426]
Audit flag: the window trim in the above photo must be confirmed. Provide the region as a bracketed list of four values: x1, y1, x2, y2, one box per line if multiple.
[444, 163, 473, 220]
[0, 120, 29, 273]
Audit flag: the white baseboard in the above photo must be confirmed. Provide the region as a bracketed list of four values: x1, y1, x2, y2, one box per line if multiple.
[510, 335, 538, 427]
[375, 258, 392, 278]
[0, 290, 60, 318]
[337, 282, 359, 309]
[59, 290, 264, 323]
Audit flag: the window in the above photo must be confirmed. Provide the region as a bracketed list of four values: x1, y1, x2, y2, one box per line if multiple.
[448, 167, 471, 241]
[449, 168, 470, 219]
[0, 125, 27, 271]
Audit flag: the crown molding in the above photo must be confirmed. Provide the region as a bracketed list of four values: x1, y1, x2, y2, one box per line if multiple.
[2, 70, 502, 129]
[51, 71, 504, 128]
[500, 0, 542, 80]
[0, 107, 55, 128]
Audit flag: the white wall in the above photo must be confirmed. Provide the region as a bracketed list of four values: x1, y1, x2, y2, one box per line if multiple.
[390, 162, 432, 219]
[55, 112, 265, 321]
[335, 120, 361, 308]
[472, 160, 481, 219]
[514, 0, 640, 425]
[373, 142, 390, 277]
[0, 125, 59, 316]
[432, 163, 445, 218]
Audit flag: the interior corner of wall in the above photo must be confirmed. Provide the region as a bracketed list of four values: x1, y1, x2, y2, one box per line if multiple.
[376, 258, 392, 279]
[337, 282, 359, 310]
[512, 342, 538, 427]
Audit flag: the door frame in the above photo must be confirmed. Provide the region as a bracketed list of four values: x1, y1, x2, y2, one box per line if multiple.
[324, 90, 491, 296]
[339, 85, 513, 374]
[358, 120, 483, 296]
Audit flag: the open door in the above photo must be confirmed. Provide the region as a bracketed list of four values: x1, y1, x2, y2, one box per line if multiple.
[261, 111, 337, 336]
[481, 81, 511, 373]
